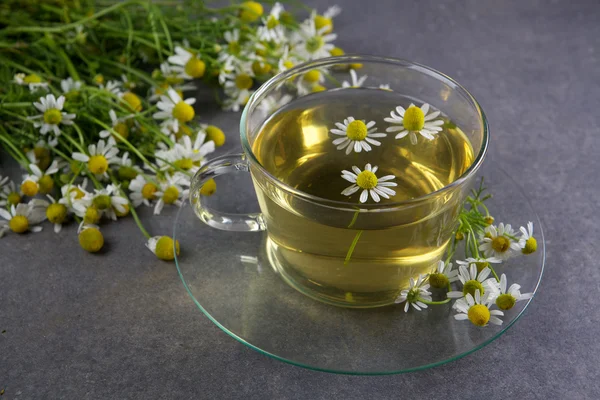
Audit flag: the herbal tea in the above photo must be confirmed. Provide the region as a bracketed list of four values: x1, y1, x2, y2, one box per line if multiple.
[251, 88, 475, 307]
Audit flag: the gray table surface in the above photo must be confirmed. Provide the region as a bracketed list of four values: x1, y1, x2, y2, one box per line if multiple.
[2, 0, 599, 398]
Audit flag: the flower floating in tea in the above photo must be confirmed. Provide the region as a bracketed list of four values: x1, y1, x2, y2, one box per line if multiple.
[385, 103, 444, 145]
[330, 117, 387, 154]
[340, 164, 397, 203]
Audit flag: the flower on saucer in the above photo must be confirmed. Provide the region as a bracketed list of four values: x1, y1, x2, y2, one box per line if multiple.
[71, 139, 120, 179]
[0, 200, 48, 235]
[342, 69, 367, 88]
[28, 94, 76, 145]
[454, 290, 503, 327]
[495, 274, 533, 310]
[518, 221, 537, 254]
[428, 260, 458, 289]
[395, 274, 432, 312]
[447, 264, 499, 301]
[385, 103, 443, 145]
[456, 256, 502, 273]
[341, 163, 396, 203]
[330, 117, 387, 155]
[479, 223, 521, 260]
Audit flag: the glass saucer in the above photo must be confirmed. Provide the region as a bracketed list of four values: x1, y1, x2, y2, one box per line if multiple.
[173, 163, 545, 374]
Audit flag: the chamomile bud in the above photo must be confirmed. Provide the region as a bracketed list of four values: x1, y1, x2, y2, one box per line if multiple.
[146, 236, 180, 261]
[78, 224, 104, 253]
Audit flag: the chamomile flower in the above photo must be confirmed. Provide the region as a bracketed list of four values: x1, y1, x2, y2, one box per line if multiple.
[341, 69, 367, 88]
[13, 73, 49, 92]
[59, 179, 88, 208]
[385, 103, 444, 145]
[168, 46, 206, 79]
[0, 200, 48, 234]
[518, 221, 537, 254]
[454, 290, 503, 327]
[84, 185, 129, 221]
[146, 235, 180, 261]
[45, 195, 69, 233]
[296, 69, 326, 95]
[395, 274, 432, 312]
[257, 2, 286, 42]
[447, 264, 499, 301]
[71, 139, 120, 179]
[156, 133, 215, 173]
[129, 174, 159, 207]
[428, 260, 459, 289]
[223, 72, 255, 112]
[153, 174, 189, 215]
[494, 274, 533, 310]
[114, 152, 141, 182]
[153, 89, 196, 130]
[78, 223, 104, 253]
[479, 223, 521, 260]
[277, 46, 298, 73]
[28, 94, 76, 145]
[312, 5, 341, 34]
[258, 93, 293, 117]
[341, 163, 397, 203]
[294, 19, 336, 60]
[0, 178, 21, 207]
[0, 175, 10, 193]
[330, 117, 387, 154]
[20, 160, 60, 196]
[101, 80, 123, 96]
[219, 29, 244, 64]
[99, 110, 132, 141]
[456, 256, 502, 273]
[60, 77, 82, 94]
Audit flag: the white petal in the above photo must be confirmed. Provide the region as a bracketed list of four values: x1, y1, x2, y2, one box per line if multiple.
[341, 185, 360, 196]
[359, 190, 368, 203]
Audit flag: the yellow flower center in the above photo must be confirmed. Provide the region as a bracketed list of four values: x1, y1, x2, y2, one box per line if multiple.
[200, 178, 217, 196]
[46, 203, 67, 224]
[474, 261, 490, 273]
[173, 158, 194, 170]
[88, 155, 109, 175]
[356, 170, 378, 190]
[429, 273, 449, 289]
[350, 63, 364, 70]
[228, 41, 241, 55]
[9, 215, 29, 233]
[165, 75, 184, 85]
[463, 279, 484, 297]
[306, 36, 324, 53]
[115, 203, 130, 217]
[84, 207, 101, 224]
[172, 101, 195, 123]
[303, 70, 321, 83]
[266, 15, 279, 29]
[94, 74, 104, 85]
[403, 106, 425, 131]
[330, 47, 344, 57]
[283, 60, 294, 69]
[206, 125, 226, 147]
[239, 1, 263, 22]
[162, 186, 180, 204]
[496, 293, 516, 310]
[346, 120, 368, 141]
[491, 236, 510, 253]
[79, 228, 104, 253]
[468, 304, 490, 326]
[43, 109, 63, 125]
[251, 61, 272, 76]
[523, 237, 537, 254]
[155, 236, 181, 261]
[21, 180, 39, 197]
[312, 84, 326, 93]
[484, 216, 495, 225]
[7, 192, 21, 206]
[71, 187, 85, 199]
[314, 15, 333, 33]
[122, 92, 142, 112]
[33, 146, 51, 170]
[184, 57, 206, 78]
[113, 122, 129, 141]
[38, 175, 54, 194]
[92, 194, 112, 210]
[141, 182, 158, 200]
[24, 74, 43, 84]
[235, 74, 253, 90]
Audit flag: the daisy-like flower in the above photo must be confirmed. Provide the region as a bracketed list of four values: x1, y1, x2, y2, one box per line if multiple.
[385, 103, 444, 145]
[395, 274, 432, 312]
[428, 260, 459, 289]
[146, 235, 180, 261]
[153, 89, 196, 131]
[341, 163, 397, 203]
[456, 256, 502, 273]
[101, 80, 123, 96]
[330, 117, 387, 155]
[342, 69, 367, 88]
[294, 19, 336, 60]
[223, 71, 255, 112]
[71, 139, 120, 179]
[312, 5, 341, 34]
[258, 93, 293, 117]
[13, 73, 49, 92]
[156, 133, 215, 173]
[447, 264, 499, 301]
[0, 180, 20, 208]
[129, 174, 159, 207]
[495, 273, 533, 311]
[20, 160, 60, 197]
[60, 77, 82, 94]
[219, 29, 244, 64]
[454, 290, 503, 327]
[257, 2, 286, 42]
[28, 94, 76, 145]
[114, 152, 141, 182]
[479, 223, 522, 260]
[45, 195, 69, 233]
[0, 200, 48, 235]
[58, 179, 89, 209]
[81, 185, 129, 221]
[296, 69, 326, 95]
[518, 221, 537, 254]
[153, 174, 189, 215]
[277, 46, 299, 73]
[99, 110, 132, 141]
[168, 46, 206, 79]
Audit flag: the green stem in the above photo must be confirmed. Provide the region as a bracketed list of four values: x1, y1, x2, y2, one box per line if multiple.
[0, 102, 32, 108]
[61, 132, 87, 153]
[72, 123, 86, 147]
[344, 230, 363, 265]
[347, 209, 360, 228]
[128, 200, 151, 239]
[418, 297, 451, 305]
[488, 265, 501, 282]
[0, 132, 29, 165]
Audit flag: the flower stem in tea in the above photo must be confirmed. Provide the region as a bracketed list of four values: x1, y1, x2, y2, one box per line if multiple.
[344, 230, 363, 265]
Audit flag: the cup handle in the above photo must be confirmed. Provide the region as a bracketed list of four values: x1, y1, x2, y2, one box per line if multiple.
[189, 153, 266, 232]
